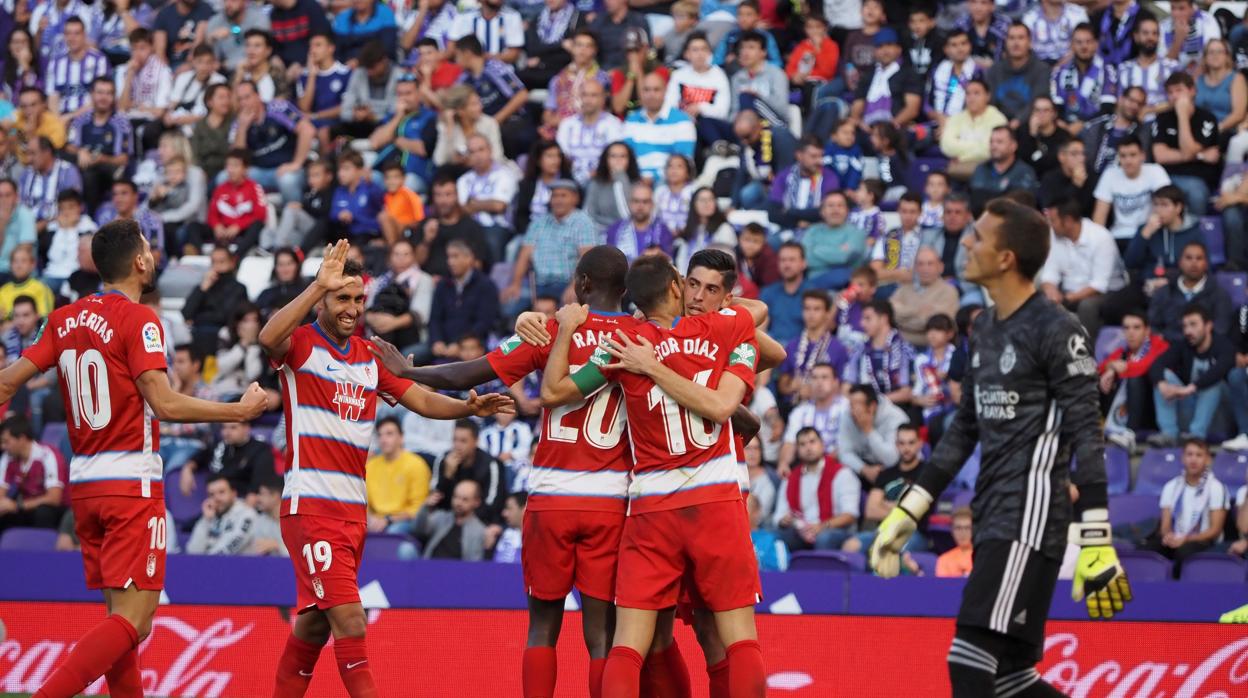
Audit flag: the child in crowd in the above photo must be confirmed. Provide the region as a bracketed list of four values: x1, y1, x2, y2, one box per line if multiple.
[381, 162, 426, 234]
[737, 222, 780, 290]
[331, 150, 388, 243]
[654, 154, 694, 237]
[849, 178, 887, 243]
[149, 155, 193, 235]
[920, 170, 949, 228]
[912, 314, 966, 445]
[198, 148, 267, 255]
[937, 507, 974, 577]
[0, 245, 53, 317]
[658, 1, 700, 64]
[836, 265, 877, 351]
[265, 159, 335, 252]
[824, 119, 864, 191]
[42, 190, 96, 296]
[869, 122, 909, 203]
[491, 492, 527, 563]
[480, 409, 533, 467]
[749, 493, 788, 572]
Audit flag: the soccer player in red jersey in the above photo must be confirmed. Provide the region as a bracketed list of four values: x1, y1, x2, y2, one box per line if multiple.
[370, 246, 638, 698]
[259, 240, 513, 698]
[7, 220, 268, 698]
[542, 255, 770, 698]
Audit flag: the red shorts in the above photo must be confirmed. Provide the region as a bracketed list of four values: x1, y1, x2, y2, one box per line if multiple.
[675, 498, 759, 623]
[522, 509, 625, 602]
[281, 515, 366, 613]
[73, 495, 167, 591]
[615, 500, 760, 612]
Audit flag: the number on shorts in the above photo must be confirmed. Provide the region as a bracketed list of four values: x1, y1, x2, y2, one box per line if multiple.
[546, 364, 625, 449]
[302, 541, 333, 574]
[645, 369, 719, 455]
[58, 348, 112, 430]
[146, 516, 166, 550]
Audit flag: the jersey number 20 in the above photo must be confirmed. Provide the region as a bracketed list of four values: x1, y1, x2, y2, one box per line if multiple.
[59, 349, 112, 430]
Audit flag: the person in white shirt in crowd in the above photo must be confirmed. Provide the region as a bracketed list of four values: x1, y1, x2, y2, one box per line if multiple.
[1147, 437, 1230, 577]
[772, 427, 861, 552]
[837, 383, 907, 484]
[1092, 135, 1171, 240]
[1162, 0, 1221, 71]
[743, 437, 776, 520]
[663, 32, 732, 149]
[1039, 197, 1128, 340]
[118, 28, 172, 156]
[1117, 15, 1180, 119]
[480, 410, 533, 468]
[779, 362, 848, 478]
[40, 189, 94, 295]
[556, 78, 622, 186]
[448, 0, 524, 64]
[44, 16, 109, 121]
[250, 479, 288, 556]
[456, 133, 516, 265]
[186, 474, 259, 556]
[166, 44, 227, 135]
[489, 492, 526, 563]
[1021, 0, 1088, 64]
[1229, 474, 1248, 558]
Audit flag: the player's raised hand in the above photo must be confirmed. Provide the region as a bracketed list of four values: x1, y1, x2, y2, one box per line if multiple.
[554, 303, 589, 329]
[369, 336, 414, 375]
[514, 311, 552, 346]
[315, 239, 354, 292]
[465, 389, 516, 417]
[238, 382, 268, 420]
[602, 329, 659, 375]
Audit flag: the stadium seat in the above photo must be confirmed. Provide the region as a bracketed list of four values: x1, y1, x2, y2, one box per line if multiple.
[788, 551, 860, 573]
[1179, 553, 1248, 583]
[1135, 448, 1182, 495]
[0, 527, 58, 550]
[301, 256, 324, 279]
[949, 446, 979, 491]
[1201, 217, 1226, 268]
[909, 551, 938, 577]
[1108, 494, 1159, 527]
[364, 534, 420, 561]
[158, 256, 211, 313]
[1217, 272, 1248, 308]
[1213, 450, 1248, 493]
[1105, 446, 1131, 495]
[237, 256, 275, 302]
[905, 157, 949, 192]
[1116, 550, 1172, 582]
[165, 467, 207, 529]
[1095, 326, 1125, 364]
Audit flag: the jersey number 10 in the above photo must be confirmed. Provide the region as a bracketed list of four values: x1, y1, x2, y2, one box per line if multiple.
[59, 349, 112, 430]
[647, 369, 719, 455]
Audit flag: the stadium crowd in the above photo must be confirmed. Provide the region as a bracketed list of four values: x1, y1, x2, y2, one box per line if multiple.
[1, 0, 1248, 579]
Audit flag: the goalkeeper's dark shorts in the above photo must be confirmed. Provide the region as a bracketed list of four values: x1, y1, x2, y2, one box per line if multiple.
[958, 539, 1061, 652]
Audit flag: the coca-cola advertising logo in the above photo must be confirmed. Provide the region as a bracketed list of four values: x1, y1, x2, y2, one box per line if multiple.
[0, 603, 1244, 697]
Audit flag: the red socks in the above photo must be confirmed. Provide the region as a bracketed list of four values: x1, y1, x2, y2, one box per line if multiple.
[35, 614, 139, 698]
[334, 636, 378, 698]
[639, 642, 692, 698]
[522, 646, 558, 698]
[707, 658, 730, 698]
[273, 634, 323, 698]
[602, 646, 644, 698]
[725, 640, 766, 698]
[104, 647, 144, 698]
[589, 657, 607, 698]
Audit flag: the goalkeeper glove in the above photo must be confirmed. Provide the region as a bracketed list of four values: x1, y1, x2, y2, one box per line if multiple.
[870, 485, 933, 578]
[1069, 509, 1132, 619]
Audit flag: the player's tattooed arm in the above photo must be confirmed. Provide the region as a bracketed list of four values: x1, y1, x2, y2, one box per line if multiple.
[540, 303, 595, 407]
[603, 330, 747, 423]
[397, 384, 516, 419]
[369, 337, 499, 390]
[260, 239, 354, 363]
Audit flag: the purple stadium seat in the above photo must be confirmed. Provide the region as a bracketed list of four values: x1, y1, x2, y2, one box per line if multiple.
[906, 157, 949, 191]
[165, 466, 207, 528]
[1213, 450, 1248, 493]
[1135, 448, 1182, 495]
[1105, 446, 1130, 495]
[1095, 326, 1125, 364]
[364, 533, 420, 561]
[1179, 553, 1248, 583]
[1108, 494, 1159, 527]
[788, 551, 859, 573]
[1201, 217, 1226, 268]
[1217, 272, 1248, 308]
[910, 551, 938, 577]
[0, 527, 58, 550]
[1116, 550, 1171, 582]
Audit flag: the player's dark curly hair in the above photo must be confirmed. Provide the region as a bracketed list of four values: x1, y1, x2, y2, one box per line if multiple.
[687, 248, 737, 293]
[92, 218, 146, 283]
[342, 259, 365, 279]
[576, 245, 628, 299]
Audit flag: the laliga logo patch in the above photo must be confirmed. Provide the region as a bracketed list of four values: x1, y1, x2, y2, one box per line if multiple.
[499, 335, 523, 355]
[146, 553, 157, 578]
[142, 322, 164, 354]
[999, 344, 1016, 374]
[313, 577, 325, 600]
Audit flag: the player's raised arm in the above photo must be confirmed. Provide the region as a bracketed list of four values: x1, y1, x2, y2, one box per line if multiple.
[731, 297, 769, 327]
[603, 330, 747, 424]
[369, 336, 499, 389]
[259, 239, 354, 363]
[396, 384, 515, 419]
[138, 372, 267, 422]
[755, 329, 786, 372]
[540, 304, 596, 407]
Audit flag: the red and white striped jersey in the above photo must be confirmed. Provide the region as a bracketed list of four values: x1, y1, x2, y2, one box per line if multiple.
[23, 291, 167, 499]
[275, 323, 414, 522]
[573, 308, 759, 514]
[487, 311, 639, 513]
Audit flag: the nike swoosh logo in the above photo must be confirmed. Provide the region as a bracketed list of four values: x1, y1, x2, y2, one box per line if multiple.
[298, 670, 314, 677]
[346, 660, 368, 670]
[326, 364, 341, 372]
